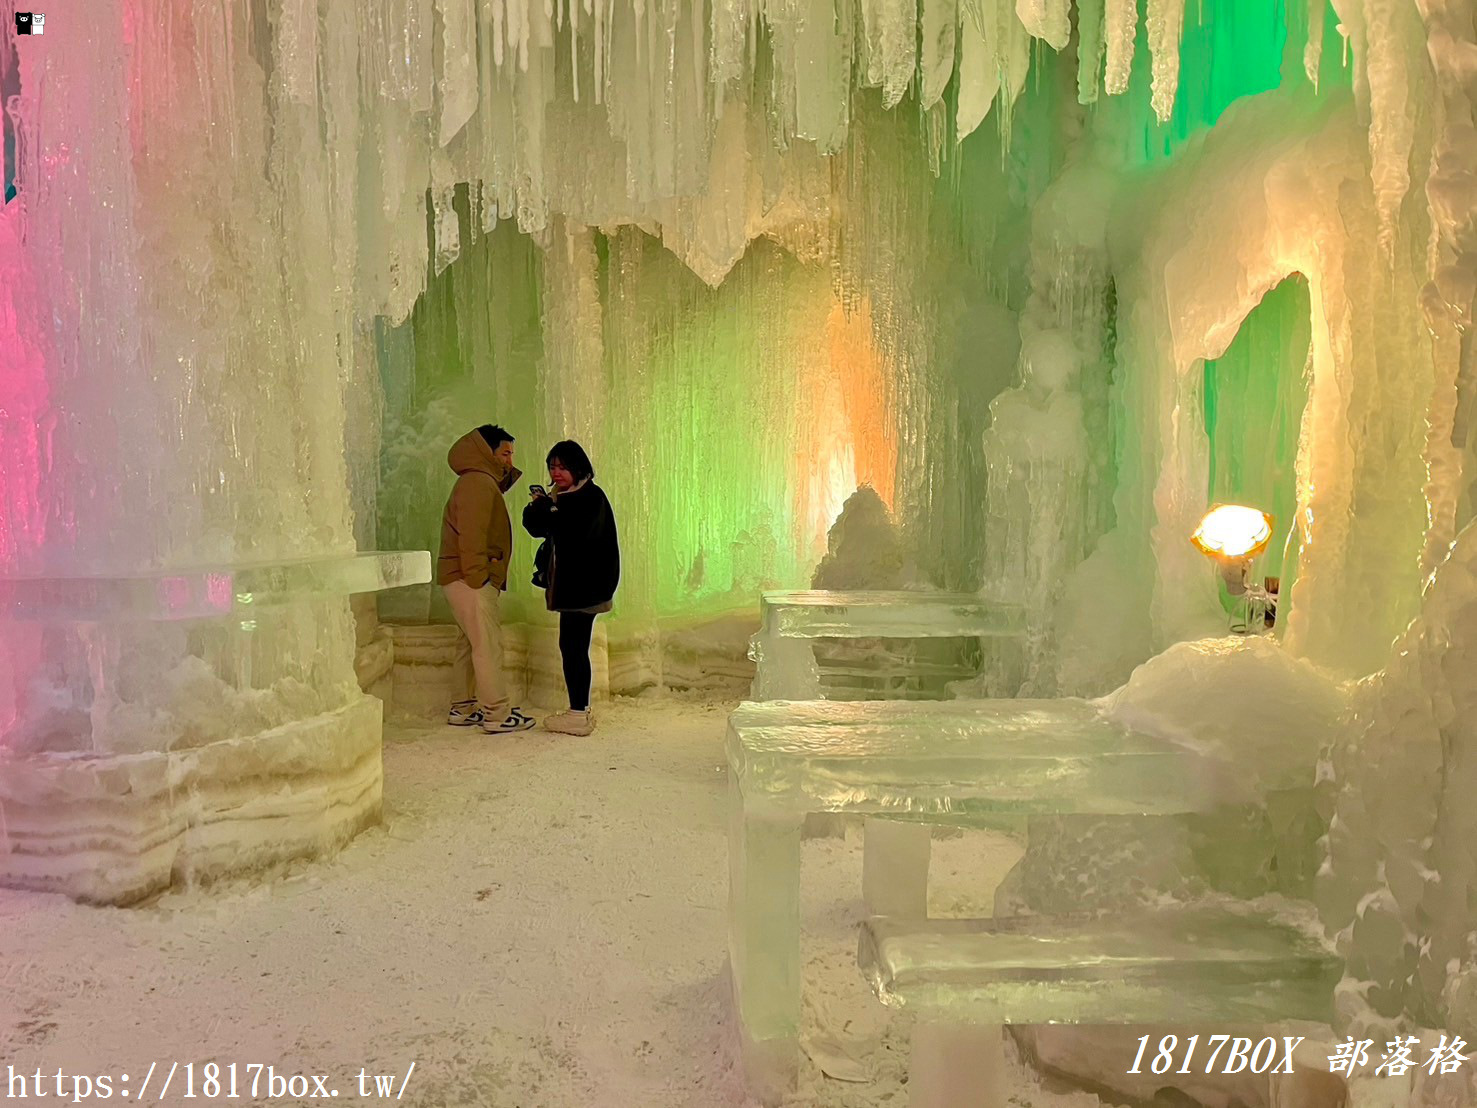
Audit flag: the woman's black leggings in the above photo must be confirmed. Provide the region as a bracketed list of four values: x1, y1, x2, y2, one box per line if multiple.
[558, 611, 597, 711]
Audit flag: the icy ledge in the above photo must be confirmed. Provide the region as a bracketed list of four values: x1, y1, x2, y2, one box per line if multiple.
[0, 551, 432, 623]
[0, 696, 382, 905]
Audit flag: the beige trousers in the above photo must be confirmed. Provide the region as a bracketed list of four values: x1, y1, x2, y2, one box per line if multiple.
[443, 580, 509, 718]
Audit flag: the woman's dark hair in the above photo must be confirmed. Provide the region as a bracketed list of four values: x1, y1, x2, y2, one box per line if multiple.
[547, 440, 594, 481]
[478, 424, 514, 450]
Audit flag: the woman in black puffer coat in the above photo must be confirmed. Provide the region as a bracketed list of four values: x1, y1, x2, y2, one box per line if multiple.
[521, 440, 620, 736]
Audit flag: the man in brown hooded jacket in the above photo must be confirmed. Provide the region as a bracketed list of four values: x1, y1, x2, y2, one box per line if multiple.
[438, 424, 535, 734]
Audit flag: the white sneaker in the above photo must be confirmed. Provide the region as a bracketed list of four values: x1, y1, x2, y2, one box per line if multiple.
[543, 710, 594, 737]
[482, 708, 536, 735]
[447, 702, 483, 726]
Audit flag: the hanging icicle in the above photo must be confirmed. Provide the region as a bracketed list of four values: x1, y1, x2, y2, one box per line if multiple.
[1146, 0, 1185, 122]
[1015, 0, 1070, 51]
[1303, 0, 1326, 87]
[1076, 0, 1106, 103]
[921, 0, 960, 109]
[956, 0, 1001, 139]
[1103, 0, 1137, 95]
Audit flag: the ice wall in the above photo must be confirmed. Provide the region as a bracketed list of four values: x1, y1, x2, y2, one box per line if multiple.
[1320, 517, 1477, 1044]
[1310, 0, 1477, 1048]
[374, 87, 1058, 626]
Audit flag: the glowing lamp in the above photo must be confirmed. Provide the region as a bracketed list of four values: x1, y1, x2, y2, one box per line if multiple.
[1191, 503, 1274, 597]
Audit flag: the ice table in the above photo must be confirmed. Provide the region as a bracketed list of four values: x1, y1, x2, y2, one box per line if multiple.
[0, 550, 432, 622]
[749, 590, 1026, 700]
[726, 697, 1254, 1101]
[858, 904, 1341, 1107]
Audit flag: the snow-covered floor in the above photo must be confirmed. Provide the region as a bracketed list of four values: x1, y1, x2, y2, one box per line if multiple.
[0, 700, 1105, 1107]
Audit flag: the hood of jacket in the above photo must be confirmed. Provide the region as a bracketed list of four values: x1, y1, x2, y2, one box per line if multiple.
[447, 430, 522, 492]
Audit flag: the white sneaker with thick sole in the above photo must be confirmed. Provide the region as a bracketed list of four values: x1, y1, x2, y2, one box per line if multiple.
[447, 702, 483, 726]
[482, 708, 536, 735]
[543, 710, 594, 737]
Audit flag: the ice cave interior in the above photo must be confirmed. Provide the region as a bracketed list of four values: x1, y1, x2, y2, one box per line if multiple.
[1, 0, 1476, 1104]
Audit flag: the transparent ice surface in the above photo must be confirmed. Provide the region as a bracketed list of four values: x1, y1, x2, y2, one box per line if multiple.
[749, 590, 1024, 701]
[0, 551, 431, 623]
[727, 698, 1255, 819]
[760, 590, 1026, 639]
[859, 901, 1340, 1023]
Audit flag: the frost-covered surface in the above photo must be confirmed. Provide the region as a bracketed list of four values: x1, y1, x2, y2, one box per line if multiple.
[1100, 635, 1346, 793]
[1320, 519, 1477, 1043]
[0, 701, 1099, 1108]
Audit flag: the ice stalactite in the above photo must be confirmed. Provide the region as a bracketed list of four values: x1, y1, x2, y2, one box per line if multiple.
[955, 2, 1002, 140]
[1146, 0, 1186, 122]
[1304, 0, 1327, 87]
[1415, 0, 1477, 574]
[1103, 0, 1138, 95]
[709, 0, 752, 94]
[768, 0, 852, 153]
[1015, 0, 1071, 51]
[1075, 0, 1106, 103]
[1343, 0, 1423, 255]
[973, 0, 1032, 150]
[2, 0, 1208, 326]
[920, 0, 959, 109]
[859, 0, 920, 108]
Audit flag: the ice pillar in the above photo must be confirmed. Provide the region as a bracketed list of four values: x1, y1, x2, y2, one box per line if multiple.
[0, 3, 426, 903]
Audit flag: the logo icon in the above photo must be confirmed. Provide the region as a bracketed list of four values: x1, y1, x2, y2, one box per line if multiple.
[14, 12, 44, 35]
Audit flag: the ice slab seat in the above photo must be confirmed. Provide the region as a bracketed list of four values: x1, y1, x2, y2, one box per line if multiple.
[0, 550, 432, 622]
[0, 551, 431, 905]
[726, 696, 1253, 1102]
[858, 902, 1340, 1025]
[749, 591, 1025, 700]
[858, 903, 1340, 1108]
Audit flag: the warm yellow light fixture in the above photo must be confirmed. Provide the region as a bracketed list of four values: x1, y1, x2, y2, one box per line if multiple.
[1192, 502, 1276, 628]
[1190, 504, 1274, 560]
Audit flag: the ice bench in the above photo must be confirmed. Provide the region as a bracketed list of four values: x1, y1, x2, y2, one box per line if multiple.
[748, 590, 1026, 700]
[858, 904, 1341, 1107]
[726, 696, 1254, 1101]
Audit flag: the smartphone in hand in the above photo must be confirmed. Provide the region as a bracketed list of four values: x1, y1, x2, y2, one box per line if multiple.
[529, 485, 546, 497]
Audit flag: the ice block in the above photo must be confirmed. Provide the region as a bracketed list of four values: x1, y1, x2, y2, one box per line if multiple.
[859, 901, 1340, 1024]
[727, 697, 1255, 819]
[749, 590, 1026, 700]
[758, 590, 1026, 639]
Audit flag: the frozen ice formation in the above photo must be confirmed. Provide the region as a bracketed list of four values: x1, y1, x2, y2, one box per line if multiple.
[1319, 517, 1477, 1044]
[0, 3, 431, 902]
[0, 15, 1466, 1068]
[1100, 635, 1346, 794]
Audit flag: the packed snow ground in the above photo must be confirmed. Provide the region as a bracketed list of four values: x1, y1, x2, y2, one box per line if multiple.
[0, 699, 1104, 1107]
